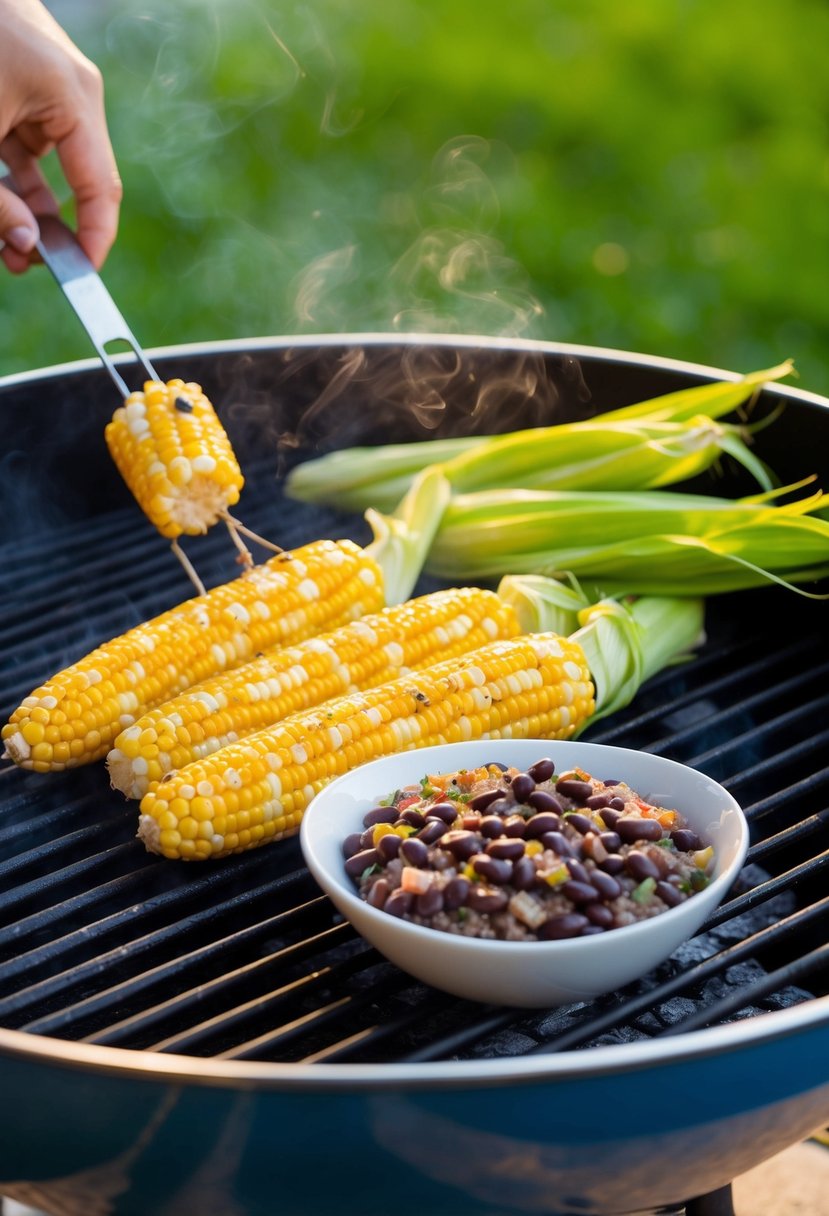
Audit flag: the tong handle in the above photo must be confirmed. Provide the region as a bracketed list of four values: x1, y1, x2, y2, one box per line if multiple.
[1, 172, 158, 397]
[35, 213, 159, 398]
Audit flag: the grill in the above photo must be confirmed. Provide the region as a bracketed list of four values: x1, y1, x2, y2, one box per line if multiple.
[1, 336, 827, 1216]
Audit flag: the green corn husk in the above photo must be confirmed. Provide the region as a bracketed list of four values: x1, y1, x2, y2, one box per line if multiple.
[497, 574, 706, 722]
[285, 361, 792, 512]
[414, 480, 829, 598]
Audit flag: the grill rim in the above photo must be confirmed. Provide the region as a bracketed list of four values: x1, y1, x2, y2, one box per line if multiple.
[3, 329, 829, 414]
[1, 994, 827, 1091]
[2, 334, 828, 1092]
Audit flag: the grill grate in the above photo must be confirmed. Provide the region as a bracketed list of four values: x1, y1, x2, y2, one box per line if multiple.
[1, 464, 827, 1071]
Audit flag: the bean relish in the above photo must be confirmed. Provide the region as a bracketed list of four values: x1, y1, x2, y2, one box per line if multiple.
[342, 757, 714, 941]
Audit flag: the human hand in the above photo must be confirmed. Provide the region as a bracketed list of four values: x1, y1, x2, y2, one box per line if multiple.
[0, 0, 122, 273]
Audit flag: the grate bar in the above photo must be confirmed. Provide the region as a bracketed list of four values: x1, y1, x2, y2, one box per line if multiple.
[525, 895, 829, 1057]
[150, 941, 389, 1056]
[86, 921, 361, 1048]
[662, 944, 829, 1036]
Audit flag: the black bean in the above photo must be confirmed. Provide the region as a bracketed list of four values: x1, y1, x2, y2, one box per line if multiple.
[377, 833, 401, 861]
[538, 912, 589, 939]
[480, 815, 506, 839]
[427, 801, 460, 824]
[527, 757, 555, 783]
[589, 869, 622, 900]
[656, 880, 686, 907]
[512, 856, 537, 890]
[384, 890, 413, 918]
[467, 885, 509, 913]
[671, 828, 702, 852]
[468, 788, 503, 812]
[441, 830, 484, 861]
[561, 880, 598, 906]
[599, 807, 622, 828]
[586, 793, 612, 810]
[599, 854, 625, 876]
[343, 832, 363, 859]
[359, 827, 377, 849]
[399, 808, 426, 829]
[486, 837, 526, 860]
[585, 902, 615, 927]
[471, 853, 513, 884]
[367, 879, 391, 909]
[502, 814, 528, 838]
[400, 837, 429, 866]
[565, 859, 591, 885]
[362, 805, 399, 827]
[616, 816, 663, 844]
[565, 812, 595, 835]
[415, 885, 445, 917]
[608, 796, 627, 811]
[603, 778, 620, 788]
[345, 848, 380, 880]
[525, 811, 563, 838]
[510, 772, 536, 803]
[580, 924, 607, 936]
[625, 850, 661, 882]
[555, 778, 594, 803]
[599, 830, 622, 852]
[527, 789, 564, 815]
[443, 876, 471, 910]
[419, 819, 448, 845]
[540, 830, 577, 858]
[485, 797, 516, 818]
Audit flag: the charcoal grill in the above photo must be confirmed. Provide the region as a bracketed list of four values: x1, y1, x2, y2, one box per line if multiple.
[0, 335, 827, 1216]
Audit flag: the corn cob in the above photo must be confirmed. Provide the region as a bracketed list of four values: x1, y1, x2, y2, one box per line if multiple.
[2, 539, 384, 772]
[137, 632, 596, 860]
[105, 378, 244, 539]
[106, 587, 521, 798]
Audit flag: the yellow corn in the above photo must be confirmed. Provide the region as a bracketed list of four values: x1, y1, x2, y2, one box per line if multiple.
[105, 378, 244, 538]
[2, 539, 383, 772]
[107, 587, 521, 798]
[137, 631, 595, 860]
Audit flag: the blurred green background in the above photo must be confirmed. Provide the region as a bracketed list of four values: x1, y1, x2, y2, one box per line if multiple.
[3, 0, 828, 394]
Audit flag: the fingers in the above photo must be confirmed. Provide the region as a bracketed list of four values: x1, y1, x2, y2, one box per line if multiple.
[0, 179, 38, 275]
[56, 111, 123, 270]
[48, 57, 122, 269]
[0, 137, 58, 272]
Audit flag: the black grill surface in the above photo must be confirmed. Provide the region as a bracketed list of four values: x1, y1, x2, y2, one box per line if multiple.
[1, 468, 827, 1067]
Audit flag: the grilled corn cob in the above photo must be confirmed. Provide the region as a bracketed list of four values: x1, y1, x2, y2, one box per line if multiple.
[105, 378, 244, 539]
[107, 587, 521, 798]
[2, 539, 383, 772]
[137, 632, 595, 859]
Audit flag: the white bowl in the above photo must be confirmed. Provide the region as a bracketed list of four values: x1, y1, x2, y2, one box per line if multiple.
[299, 739, 749, 1008]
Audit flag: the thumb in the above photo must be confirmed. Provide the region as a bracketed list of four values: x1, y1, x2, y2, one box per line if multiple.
[0, 182, 40, 260]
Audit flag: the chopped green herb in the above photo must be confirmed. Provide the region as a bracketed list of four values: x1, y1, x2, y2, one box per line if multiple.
[689, 870, 711, 892]
[632, 876, 658, 904]
[360, 863, 382, 882]
[656, 837, 677, 849]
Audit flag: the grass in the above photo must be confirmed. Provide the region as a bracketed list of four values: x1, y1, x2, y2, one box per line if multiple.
[3, 0, 828, 396]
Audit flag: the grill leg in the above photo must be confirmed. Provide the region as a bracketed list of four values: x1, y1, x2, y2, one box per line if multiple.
[684, 1184, 735, 1216]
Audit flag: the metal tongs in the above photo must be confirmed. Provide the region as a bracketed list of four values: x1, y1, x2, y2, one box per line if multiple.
[3, 174, 283, 589]
[2, 171, 158, 396]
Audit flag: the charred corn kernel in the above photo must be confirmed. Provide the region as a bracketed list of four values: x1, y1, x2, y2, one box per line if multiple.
[2, 539, 383, 772]
[694, 845, 714, 870]
[371, 823, 396, 845]
[137, 631, 596, 860]
[105, 379, 244, 538]
[107, 586, 519, 797]
[524, 839, 544, 858]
